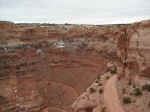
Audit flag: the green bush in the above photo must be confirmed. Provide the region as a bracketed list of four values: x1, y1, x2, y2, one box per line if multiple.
[110, 65, 117, 74]
[123, 96, 132, 104]
[133, 88, 143, 96]
[142, 84, 150, 92]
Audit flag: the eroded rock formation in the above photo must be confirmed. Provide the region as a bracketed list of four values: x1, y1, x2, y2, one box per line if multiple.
[0, 20, 150, 112]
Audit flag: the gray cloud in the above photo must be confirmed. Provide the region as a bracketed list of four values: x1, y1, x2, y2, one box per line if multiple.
[0, 0, 150, 24]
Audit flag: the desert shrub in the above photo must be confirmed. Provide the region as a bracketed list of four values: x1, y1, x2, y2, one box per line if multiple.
[142, 84, 150, 92]
[110, 65, 117, 74]
[95, 80, 99, 83]
[106, 65, 117, 74]
[133, 88, 142, 96]
[99, 89, 103, 94]
[89, 88, 96, 93]
[123, 96, 131, 104]
[132, 84, 136, 88]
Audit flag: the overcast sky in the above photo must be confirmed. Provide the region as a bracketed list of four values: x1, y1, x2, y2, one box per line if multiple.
[0, 0, 150, 24]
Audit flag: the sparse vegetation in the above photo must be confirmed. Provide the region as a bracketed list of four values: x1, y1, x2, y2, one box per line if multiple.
[106, 65, 117, 74]
[142, 84, 150, 92]
[110, 65, 117, 74]
[89, 87, 96, 93]
[95, 80, 99, 83]
[123, 96, 132, 104]
[133, 88, 143, 96]
[132, 84, 136, 89]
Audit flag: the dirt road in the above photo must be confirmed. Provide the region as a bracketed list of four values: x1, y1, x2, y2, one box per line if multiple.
[104, 75, 124, 112]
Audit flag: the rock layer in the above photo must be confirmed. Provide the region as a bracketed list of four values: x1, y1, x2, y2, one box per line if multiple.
[0, 20, 150, 112]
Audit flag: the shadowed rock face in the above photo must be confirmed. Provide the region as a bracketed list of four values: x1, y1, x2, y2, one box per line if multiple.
[0, 20, 150, 112]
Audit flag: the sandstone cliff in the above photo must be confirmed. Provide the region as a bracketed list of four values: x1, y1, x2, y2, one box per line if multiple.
[0, 20, 150, 112]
